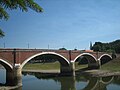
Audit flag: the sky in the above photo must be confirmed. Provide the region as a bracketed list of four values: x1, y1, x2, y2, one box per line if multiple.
[0, 0, 120, 50]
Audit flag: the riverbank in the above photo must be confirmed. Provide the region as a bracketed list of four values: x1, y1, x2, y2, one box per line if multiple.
[83, 70, 120, 77]
[23, 56, 120, 77]
[22, 70, 60, 74]
[79, 56, 120, 77]
[0, 85, 22, 90]
[22, 57, 120, 77]
[22, 69, 120, 77]
[101, 57, 120, 71]
[23, 62, 88, 70]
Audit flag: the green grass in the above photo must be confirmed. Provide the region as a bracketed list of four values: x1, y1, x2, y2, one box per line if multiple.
[75, 62, 88, 70]
[23, 61, 60, 70]
[101, 57, 120, 71]
[23, 58, 120, 72]
[23, 61, 88, 70]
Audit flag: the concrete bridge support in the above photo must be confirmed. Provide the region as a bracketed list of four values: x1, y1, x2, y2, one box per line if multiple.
[88, 60, 100, 69]
[61, 76, 76, 90]
[97, 60, 101, 69]
[13, 65, 22, 86]
[6, 65, 22, 86]
[60, 62, 75, 76]
[70, 62, 75, 76]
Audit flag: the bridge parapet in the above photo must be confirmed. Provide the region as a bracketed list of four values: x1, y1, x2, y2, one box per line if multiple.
[0, 49, 15, 67]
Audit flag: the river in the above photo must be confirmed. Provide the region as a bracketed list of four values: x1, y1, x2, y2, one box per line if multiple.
[0, 69, 120, 90]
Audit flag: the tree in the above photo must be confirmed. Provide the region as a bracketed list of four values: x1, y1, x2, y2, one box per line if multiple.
[90, 41, 92, 50]
[0, 0, 43, 36]
[74, 48, 77, 51]
[0, 29, 4, 37]
[59, 47, 67, 50]
[92, 42, 102, 51]
[92, 39, 120, 53]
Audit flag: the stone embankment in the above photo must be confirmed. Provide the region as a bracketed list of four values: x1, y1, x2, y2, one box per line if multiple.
[23, 69, 120, 77]
[84, 70, 120, 77]
[0, 86, 22, 90]
[22, 69, 60, 73]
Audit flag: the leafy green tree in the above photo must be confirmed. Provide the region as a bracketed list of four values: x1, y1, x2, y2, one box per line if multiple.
[92, 39, 120, 53]
[59, 47, 67, 50]
[92, 42, 102, 51]
[0, 29, 4, 37]
[90, 41, 93, 50]
[74, 48, 77, 51]
[0, 0, 43, 36]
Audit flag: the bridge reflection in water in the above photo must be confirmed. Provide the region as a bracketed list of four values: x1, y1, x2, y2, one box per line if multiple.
[4, 72, 118, 90]
[0, 68, 120, 90]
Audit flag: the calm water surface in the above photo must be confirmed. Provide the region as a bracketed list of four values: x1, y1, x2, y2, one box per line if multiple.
[0, 69, 120, 90]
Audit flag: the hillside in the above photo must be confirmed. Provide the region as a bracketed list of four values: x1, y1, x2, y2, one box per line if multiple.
[101, 56, 120, 71]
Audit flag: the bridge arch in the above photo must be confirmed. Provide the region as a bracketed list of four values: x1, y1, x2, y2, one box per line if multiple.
[21, 52, 70, 69]
[83, 77, 99, 90]
[100, 76, 114, 84]
[73, 53, 97, 62]
[73, 53, 98, 69]
[0, 58, 13, 71]
[98, 54, 112, 65]
[0, 59, 14, 85]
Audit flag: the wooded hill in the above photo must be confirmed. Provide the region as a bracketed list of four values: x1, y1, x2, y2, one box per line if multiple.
[91, 39, 120, 53]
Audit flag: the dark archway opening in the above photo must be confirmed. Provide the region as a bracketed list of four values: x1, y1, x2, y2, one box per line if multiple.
[0, 64, 6, 84]
[101, 76, 113, 84]
[22, 54, 70, 75]
[0, 61, 13, 86]
[100, 55, 112, 65]
[75, 54, 98, 72]
[75, 56, 88, 71]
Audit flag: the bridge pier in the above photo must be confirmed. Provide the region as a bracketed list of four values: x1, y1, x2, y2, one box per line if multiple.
[70, 61, 75, 76]
[97, 60, 101, 69]
[88, 60, 100, 69]
[13, 64, 22, 86]
[60, 61, 75, 76]
[6, 64, 22, 86]
[61, 76, 76, 90]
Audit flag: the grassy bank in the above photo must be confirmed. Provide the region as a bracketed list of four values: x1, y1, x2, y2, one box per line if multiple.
[23, 61, 88, 71]
[75, 62, 88, 70]
[23, 57, 120, 77]
[23, 61, 60, 70]
[101, 57, 120, 71]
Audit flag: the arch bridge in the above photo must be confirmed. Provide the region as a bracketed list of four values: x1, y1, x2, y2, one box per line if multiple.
[0, 48, 113, 86]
